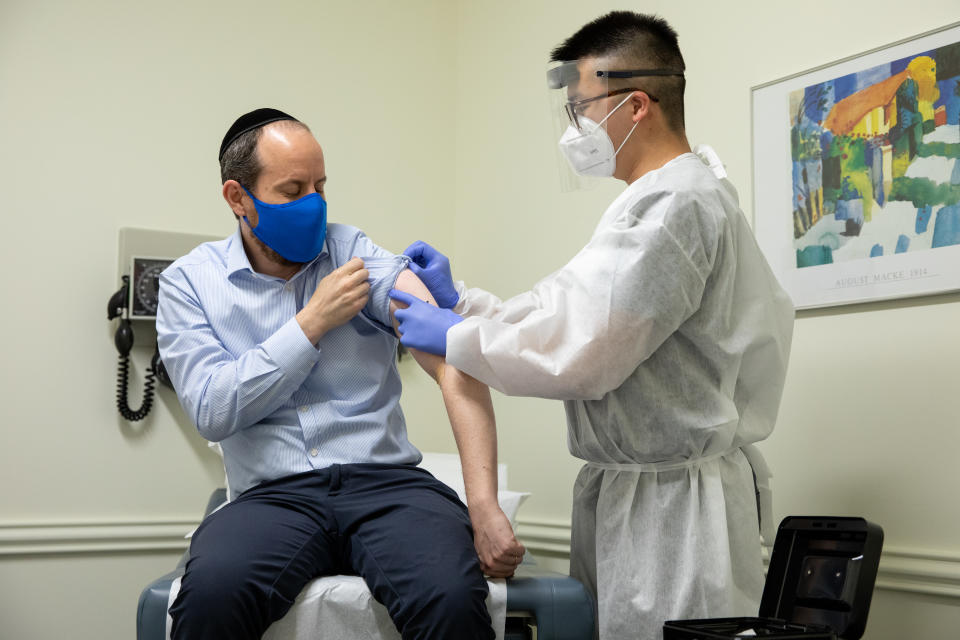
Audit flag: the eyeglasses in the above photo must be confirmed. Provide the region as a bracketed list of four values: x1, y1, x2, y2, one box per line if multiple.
[564, 88, 659, 132]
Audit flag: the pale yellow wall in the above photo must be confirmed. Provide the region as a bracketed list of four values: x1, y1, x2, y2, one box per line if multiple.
[2, 0, 960, 638]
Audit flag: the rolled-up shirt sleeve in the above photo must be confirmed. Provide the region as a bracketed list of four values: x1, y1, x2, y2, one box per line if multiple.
[336, 229, 410, 334]
[156, 270, 322, 442]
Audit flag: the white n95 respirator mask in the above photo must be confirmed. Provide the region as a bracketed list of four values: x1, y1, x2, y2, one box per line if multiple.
[558, 93, 638, 178]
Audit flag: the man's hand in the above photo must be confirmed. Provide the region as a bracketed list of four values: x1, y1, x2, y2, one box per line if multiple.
[468, 500, 526, 578]
[297, 257, 370, 343]
[403, 241, 459, 309]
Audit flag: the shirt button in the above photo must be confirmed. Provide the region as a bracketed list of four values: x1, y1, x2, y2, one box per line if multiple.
[285, 283, 293, 291]
[310, 448, 319, 457]
[299, 406, 308, 413]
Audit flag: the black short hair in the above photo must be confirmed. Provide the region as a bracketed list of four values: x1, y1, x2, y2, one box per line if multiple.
[551, 11, 686, 131]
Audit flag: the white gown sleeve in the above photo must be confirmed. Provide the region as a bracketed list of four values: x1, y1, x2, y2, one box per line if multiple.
[451, 281, 507, 319]
[446, 189, 718, 401]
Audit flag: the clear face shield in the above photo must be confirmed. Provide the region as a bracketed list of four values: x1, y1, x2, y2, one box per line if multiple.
[546, 60, 683, 192]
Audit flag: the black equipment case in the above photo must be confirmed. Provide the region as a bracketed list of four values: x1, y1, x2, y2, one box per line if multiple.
[663, 516, 884, 639]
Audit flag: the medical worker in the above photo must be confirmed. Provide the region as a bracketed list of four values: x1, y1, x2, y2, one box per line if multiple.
[389, 12, 795, 640]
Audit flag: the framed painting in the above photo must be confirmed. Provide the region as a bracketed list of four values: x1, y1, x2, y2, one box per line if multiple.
[752, 22, 960, 309]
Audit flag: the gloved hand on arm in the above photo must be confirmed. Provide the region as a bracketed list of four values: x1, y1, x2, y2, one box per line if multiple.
[389, 289, 463, 357]
[402, 241, 459, 309]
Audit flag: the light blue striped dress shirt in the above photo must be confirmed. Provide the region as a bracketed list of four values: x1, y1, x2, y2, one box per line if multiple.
[156, 225, 421, 499]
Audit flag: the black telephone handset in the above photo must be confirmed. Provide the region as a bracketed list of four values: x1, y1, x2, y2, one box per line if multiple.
[107, 274, 172, 421]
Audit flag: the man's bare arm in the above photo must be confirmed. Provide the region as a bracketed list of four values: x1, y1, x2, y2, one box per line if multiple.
[390, 268, 525, 577]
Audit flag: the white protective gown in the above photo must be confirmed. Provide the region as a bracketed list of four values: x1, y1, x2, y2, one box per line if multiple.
[446, 147, 794, 640]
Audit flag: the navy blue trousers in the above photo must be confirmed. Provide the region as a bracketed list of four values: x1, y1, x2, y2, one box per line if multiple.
[169, 464, 494, 640]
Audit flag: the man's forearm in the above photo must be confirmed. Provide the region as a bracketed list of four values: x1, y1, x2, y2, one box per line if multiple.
[193, 346, 310, 440]
[437, 364, 499, 509]
[390, 268, 525, 575]
[434, 361, 526, 577]
[404, 339, 525, 576]
[162, 316, 321, 442]
[391, 268, 499, 507]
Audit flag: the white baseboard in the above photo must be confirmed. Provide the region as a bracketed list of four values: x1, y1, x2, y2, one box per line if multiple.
[517, 517, 960, 599]
[873, 547, 960, 598]
[516, 517, 573, 555]
[0, 518, 197, 556]
[4, 515, 958, 600]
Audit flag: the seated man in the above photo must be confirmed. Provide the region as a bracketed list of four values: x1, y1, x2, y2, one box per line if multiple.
[156, 108, 524, 640]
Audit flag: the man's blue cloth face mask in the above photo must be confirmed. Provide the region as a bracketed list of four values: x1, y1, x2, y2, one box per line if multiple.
[242, 186, 327, 263]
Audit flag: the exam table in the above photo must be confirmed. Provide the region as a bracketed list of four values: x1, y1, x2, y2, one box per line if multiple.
[136, 488, 595, 640]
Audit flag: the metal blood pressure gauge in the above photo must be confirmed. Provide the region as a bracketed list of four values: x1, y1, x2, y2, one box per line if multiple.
[130, 256, 174, 318]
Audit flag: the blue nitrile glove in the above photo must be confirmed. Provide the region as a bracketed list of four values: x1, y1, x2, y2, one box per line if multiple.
[389, 289, 464, 357]
[403, 241, 459, 309]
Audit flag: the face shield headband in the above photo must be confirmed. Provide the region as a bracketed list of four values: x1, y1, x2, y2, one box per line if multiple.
[548, 65, 685, 132]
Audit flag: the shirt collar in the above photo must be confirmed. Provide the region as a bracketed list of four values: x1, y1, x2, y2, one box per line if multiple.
[225, 224, 328, 281]
[226, 226, 253, 277]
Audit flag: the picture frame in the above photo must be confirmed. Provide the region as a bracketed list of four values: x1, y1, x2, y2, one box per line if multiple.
[752, 22, 960, 309]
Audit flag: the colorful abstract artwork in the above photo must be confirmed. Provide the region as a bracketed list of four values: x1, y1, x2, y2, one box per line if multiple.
[753, 23, 960, 308]
[790, 43, 960, 268]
